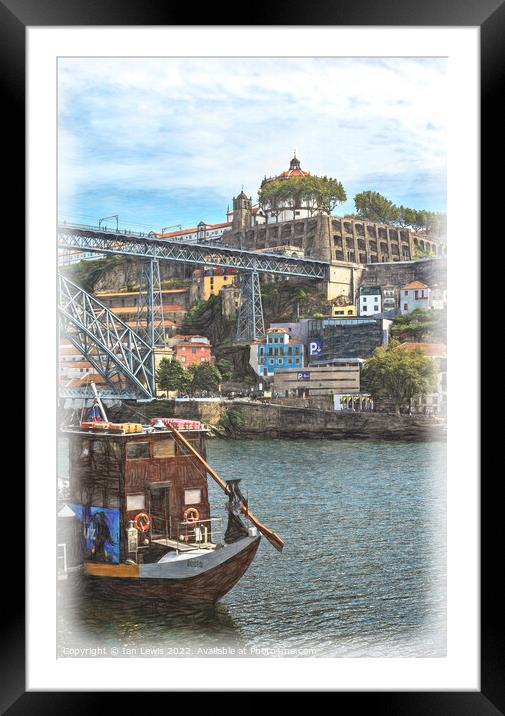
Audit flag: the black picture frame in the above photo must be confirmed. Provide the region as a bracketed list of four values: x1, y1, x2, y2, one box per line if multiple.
[3, 0, 494, 709]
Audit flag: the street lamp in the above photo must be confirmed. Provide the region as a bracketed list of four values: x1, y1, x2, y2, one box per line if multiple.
[160, 224, 182, 236]
[98, 214, 119, 233]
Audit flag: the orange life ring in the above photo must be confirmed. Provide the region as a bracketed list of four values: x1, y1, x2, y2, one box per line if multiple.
[184, 507, 200, 524]
[133, 512, 151, 532]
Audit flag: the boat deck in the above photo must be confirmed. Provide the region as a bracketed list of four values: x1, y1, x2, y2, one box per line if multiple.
[153, 537, 217, 552]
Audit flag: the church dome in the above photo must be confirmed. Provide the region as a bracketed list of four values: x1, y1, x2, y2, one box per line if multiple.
[276, 154, 311, 180]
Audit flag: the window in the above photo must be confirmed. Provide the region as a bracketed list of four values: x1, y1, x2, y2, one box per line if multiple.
[126, 442, 150, 459]
[404, 290, 408, 296]
[153, 439, 175, 458]
[374, 297, 378, 302]
[127, 494, 145, 511]
[415, 290, 419, 299]
[363, 297, 367, 302]
[185, 488, 202, 505]
[92, 440, 106, 455]
[404, 304, 408, 311]
[374, 305, 379, 311]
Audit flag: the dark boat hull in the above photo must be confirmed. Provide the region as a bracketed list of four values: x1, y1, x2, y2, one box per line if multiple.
[85, 536, 260, 604]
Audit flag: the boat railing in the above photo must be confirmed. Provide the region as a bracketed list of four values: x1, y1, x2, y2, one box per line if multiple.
[175, 517, 223, 553]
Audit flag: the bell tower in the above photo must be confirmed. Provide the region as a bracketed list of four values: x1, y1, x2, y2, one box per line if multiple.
[232, 189, 252, 232]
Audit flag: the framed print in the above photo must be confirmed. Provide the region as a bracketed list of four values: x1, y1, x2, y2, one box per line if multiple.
[2, 0, 497, 709]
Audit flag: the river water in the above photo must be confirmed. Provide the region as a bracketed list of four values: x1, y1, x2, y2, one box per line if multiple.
[58, 438, 446, 658]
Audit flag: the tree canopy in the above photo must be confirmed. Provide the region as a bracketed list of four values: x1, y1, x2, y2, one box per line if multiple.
[188, 362, 222, 394]
[362, 339, 437, 414]
[353, 191, 446, 239]
[354, 191, 401, 225]
[156, 358, 192, 395]
[391, 309, 446, 344]
[258, 175, 346, 216]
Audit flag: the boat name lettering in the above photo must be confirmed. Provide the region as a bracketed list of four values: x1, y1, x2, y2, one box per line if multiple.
[186, 559, 203, 568]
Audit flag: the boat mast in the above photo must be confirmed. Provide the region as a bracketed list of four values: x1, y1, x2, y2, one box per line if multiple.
[90, 381, 108, 422]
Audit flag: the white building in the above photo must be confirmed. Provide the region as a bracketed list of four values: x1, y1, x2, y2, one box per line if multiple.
[430, 284, 447, 311]
[359, 286, 382, 316]
[400, 281, 431, 315]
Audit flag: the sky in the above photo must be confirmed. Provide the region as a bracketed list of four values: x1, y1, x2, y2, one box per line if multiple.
[58, 57, 447, 233]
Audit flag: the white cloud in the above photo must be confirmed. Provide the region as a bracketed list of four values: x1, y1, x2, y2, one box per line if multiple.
[58, 57, 447, 221]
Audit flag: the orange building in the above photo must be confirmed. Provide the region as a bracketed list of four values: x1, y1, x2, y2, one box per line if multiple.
[170, 335, 214, 368]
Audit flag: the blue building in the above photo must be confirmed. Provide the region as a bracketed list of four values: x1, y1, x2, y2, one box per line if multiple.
[250, 327, 305, 380]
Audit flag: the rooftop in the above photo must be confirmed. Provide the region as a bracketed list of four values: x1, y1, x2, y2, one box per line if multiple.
[402, 342, 447, 357]
[277, 154, 311, 180]
[359, 286, 381, 295]
[401, 281, 429, 290]
[96, 288, 188, 297]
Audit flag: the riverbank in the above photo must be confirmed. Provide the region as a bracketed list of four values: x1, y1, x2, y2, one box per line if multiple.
[105, 399, 446, 442]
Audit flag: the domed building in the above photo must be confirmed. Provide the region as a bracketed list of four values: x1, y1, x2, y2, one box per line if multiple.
[257, 154, 320, 224]
[229, 155, 322, 231]
[223, 154, 445, 270]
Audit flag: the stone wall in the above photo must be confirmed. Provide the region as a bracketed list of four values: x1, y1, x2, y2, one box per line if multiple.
[173, 400, 445, 442]
[360, 257, 447, 290]
[222, 215, 445, 265]
[94, 258, 192, 293]
[104, 399, 445, 441]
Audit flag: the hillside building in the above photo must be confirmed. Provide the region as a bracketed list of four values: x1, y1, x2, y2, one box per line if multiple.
[250, 327, 304, 380]
[359, 286, 382, 316]
[400, 281, 430, 315]
[169, 335, 214, 368]
[306, 316, 391, 364]
[332, 304, 357, 318]
[222, 155, 446, 267]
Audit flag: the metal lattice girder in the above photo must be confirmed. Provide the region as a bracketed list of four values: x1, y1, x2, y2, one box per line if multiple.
[57, 223, 329, 279]
[58, 273, 155, 398]
[136, 259, 166, 348]
[236, 271, 265, 342]
[59, 387, 140, 400]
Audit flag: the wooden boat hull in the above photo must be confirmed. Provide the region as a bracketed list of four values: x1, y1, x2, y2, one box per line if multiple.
[84, 535, 260, 604]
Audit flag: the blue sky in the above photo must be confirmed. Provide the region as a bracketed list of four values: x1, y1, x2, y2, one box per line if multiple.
[58, 57, 447, 232]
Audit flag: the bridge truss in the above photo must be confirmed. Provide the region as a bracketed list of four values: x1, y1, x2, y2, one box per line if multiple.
[57, 224, 328, 279]
[58, 273, 155, 399]
[57, 223, 329, 399]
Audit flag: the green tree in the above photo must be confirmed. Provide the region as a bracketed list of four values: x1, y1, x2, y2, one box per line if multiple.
[188, 362, 222, 395]
[391, 308, 446, 343]
[362, 340, 437, 415]
[156, 358, 192, 394]
[216, 358, 233, 381]
[354, 191, 400, 224]
[258, 175, 346, 218]
[354, 193, 447, 240]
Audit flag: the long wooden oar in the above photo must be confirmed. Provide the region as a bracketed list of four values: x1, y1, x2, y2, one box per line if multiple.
[165, 422, 284, 553]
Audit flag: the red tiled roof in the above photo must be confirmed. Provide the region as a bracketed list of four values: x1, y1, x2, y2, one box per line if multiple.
[110, 304, 185, 315]
[206, 222, 232, 229]
[403, 342, 447, 357]
[126, 320, 176, 328]
[402, 281, 429, 290]
[277, 168, 311, 179]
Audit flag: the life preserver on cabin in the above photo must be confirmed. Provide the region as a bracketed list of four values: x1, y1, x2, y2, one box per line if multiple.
[133, 512, 151, 532]
[183, 507, 200, 524]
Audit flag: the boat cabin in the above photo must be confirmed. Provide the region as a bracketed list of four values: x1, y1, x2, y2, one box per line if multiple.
[58, 421, 217, 566]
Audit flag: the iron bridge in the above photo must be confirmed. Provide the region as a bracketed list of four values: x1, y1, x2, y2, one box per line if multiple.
[57, 223, 329, 279]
